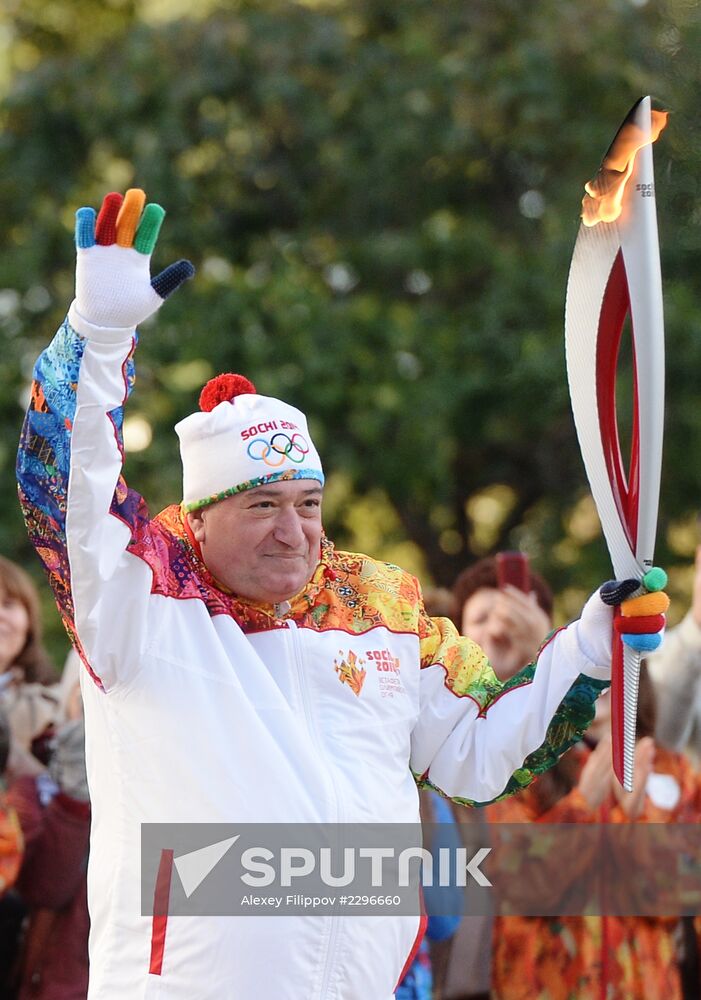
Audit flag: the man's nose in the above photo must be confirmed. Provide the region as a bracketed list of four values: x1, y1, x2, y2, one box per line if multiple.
[272, 507, 306, 546]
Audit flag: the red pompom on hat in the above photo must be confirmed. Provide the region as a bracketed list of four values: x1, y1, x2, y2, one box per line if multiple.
[199, 373, 257, 412]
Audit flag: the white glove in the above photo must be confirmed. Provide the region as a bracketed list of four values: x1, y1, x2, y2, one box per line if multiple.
[70, 188, 194, 333]
[576, 573, 669, 671]
[576, 589, 615, 669]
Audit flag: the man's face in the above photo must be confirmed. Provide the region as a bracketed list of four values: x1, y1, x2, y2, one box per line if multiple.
[187, 480, 323, 604]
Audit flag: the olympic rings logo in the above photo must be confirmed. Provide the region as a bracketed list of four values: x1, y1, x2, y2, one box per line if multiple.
[247, 433, 310, 467]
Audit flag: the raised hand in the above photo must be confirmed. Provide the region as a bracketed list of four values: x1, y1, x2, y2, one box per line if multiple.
[600, 566, 669, 653]
[574, 567, 668, 670]
[611, 736, 655, 818]
[72, 188, 195, 331]
[491, 585, 552, 660]
[578, 734, 615, 809]
[578, 733, 655, 817]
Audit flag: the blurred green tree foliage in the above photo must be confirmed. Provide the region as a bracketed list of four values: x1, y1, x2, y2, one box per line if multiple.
[1, 0, 701, 662]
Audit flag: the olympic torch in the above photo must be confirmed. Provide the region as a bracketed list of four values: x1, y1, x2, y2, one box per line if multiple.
[564, 97, 667, 791]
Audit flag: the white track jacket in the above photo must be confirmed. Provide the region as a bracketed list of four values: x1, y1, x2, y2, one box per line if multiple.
[18, 312, 610, 999]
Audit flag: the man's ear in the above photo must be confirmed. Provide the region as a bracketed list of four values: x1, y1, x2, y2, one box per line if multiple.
[187, 509, 206, 543]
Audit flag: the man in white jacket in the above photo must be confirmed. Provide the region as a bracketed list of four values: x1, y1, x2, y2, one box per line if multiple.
[17, 189, 667, 1000]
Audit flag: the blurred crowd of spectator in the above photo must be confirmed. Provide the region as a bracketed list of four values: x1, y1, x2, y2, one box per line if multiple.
[2, 544, 701, 999]
[398, 548, 701, 1000]
[0, 556, 89, 999]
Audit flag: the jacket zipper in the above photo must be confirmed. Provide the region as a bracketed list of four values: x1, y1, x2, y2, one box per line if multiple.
[285, 619, 343, 999]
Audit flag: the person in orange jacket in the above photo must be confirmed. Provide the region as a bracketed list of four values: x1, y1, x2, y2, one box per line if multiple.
[487, 664, 698, 1000]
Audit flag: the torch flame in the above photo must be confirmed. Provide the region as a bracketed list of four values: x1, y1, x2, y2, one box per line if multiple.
[581, 109, 668, 227]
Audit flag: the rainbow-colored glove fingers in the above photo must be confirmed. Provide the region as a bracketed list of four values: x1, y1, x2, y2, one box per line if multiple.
[72, 189, 194, 332]
[600, 567, 669, 653]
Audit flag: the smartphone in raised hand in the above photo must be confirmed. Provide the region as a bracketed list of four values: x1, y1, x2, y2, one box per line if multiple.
[495, 551, 531, 593]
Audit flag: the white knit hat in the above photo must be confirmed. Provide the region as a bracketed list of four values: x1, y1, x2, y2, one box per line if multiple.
[175, 374, 324, 512]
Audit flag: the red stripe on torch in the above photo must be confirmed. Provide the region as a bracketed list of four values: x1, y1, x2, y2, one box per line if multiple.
[595, 247, 641, 784]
